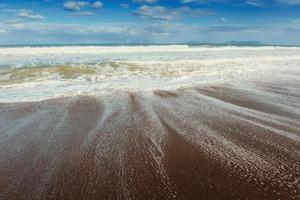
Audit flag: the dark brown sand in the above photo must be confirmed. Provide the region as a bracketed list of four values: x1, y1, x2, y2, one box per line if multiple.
[0, 82, 300, 200]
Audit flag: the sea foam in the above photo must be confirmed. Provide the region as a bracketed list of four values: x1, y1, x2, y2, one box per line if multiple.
[0, 45, 300, 102]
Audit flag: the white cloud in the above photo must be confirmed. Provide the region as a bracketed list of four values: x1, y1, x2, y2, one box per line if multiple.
[0, 22, 154, 44]
[63, 1, 103, 11]
[92, 1, 103, 9]
[17, 10, 44, 20]
[134, 6, 213, 20]
[63, 1, 89, 11]
[2, 18, 300, 45]
[133, 0, 158, 3]
[0, 29, 7, 34]
[245, 0, 265, 7]
[4, 20, 20, 24]
[134, 6, 175, 20]
[2, 8, 32, 13]
[179, 6, 214, 16]
[6, 22, 27, 30]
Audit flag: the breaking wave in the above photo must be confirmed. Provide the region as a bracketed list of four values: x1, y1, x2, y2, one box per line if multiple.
[1, 45, 300, 102]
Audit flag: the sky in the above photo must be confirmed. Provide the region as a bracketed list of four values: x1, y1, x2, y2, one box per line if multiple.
[0, 0, 300, 45]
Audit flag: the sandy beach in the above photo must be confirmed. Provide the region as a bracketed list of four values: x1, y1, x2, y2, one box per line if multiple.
[0, 46, 299, 199]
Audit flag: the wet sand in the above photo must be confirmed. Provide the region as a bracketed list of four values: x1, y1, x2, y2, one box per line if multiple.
[0, 80, 300, 200]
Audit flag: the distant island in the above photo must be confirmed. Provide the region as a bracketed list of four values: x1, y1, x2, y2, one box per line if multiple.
[221, 41, 265, 46]
[186, 40, 266, 46]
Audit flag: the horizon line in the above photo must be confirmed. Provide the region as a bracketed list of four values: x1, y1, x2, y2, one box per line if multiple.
[1, 42, 300, 47]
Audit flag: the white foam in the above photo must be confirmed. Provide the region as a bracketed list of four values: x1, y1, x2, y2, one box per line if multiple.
[0, 45, 300, 102]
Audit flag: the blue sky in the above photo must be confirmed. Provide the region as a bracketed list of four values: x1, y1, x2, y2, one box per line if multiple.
[0, 0, 300, 45]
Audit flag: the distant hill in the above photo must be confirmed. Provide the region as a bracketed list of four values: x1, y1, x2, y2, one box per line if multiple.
[186, 41, 266, 46]
[221, 41, 265, 46]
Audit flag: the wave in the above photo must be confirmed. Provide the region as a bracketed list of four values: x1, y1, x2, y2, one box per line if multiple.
[1, 45, 300, 68]
[0, 45, 300, 102]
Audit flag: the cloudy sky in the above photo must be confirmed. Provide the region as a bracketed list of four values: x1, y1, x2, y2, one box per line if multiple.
[0, 0, 300, 45]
